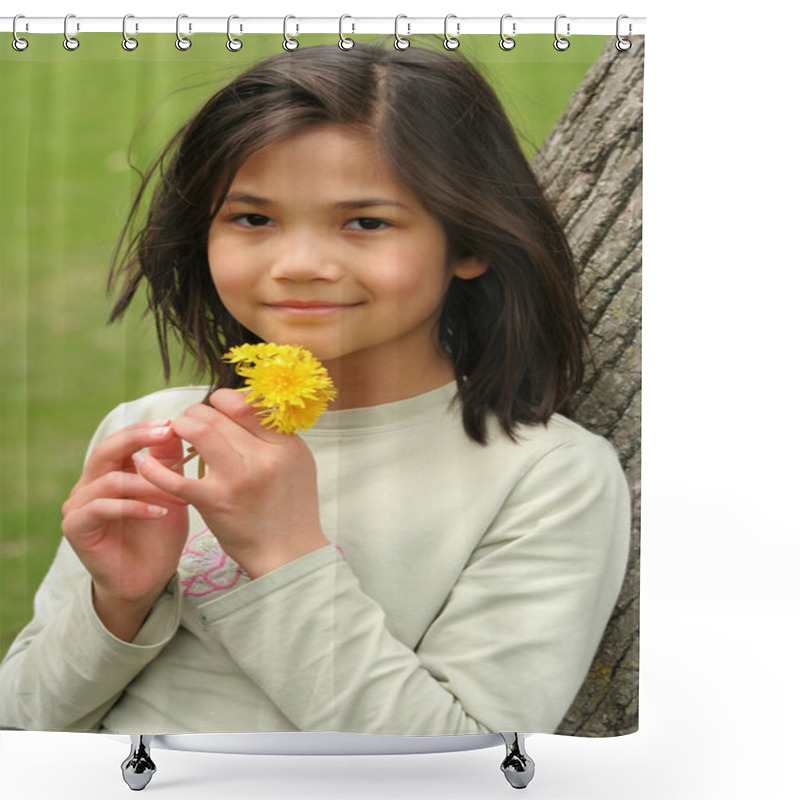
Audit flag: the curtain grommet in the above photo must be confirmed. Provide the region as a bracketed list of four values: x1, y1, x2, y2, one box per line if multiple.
[443, 14, 460, 50]
[226, 15, 243, 51]
[12, 15, 29, 51]
[554, 15, 570, 51]
[499, 14, 515, 51]
[616, 15, 632, 51]
[394, 15, 410, 50]
[63, 13, 80, 51]
[122, 14, 139, 51]
[175, 14, 192, 51]
[283, 15, 299, 51]
[338, 14, 355, 50]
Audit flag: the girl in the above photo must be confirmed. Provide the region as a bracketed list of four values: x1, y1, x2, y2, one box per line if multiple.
[0, 43, 630, 736]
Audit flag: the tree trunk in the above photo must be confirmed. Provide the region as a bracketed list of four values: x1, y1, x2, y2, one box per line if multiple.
[534, 36, 643, 736]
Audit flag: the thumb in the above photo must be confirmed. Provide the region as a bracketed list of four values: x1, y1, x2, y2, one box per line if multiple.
[207, 388, 287, 442]
[146, 427, 187, 471]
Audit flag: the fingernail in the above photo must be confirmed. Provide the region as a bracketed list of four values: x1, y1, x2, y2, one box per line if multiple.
[147, 418, 170, 426]
[132, 452, 145, 466]
[147, 505, 168, 517]
[152, 426, 172, 437]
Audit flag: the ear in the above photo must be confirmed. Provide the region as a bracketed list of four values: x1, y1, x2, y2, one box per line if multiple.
[452, 254, 489, 281]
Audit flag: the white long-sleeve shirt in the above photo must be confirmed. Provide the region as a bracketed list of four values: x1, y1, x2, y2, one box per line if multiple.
[0, 382, 631, 735]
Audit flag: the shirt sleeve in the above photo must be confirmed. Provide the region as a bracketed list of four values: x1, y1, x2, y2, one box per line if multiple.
[0, 539, 181, 731]
[195, 432, 631, 735]
[0, 400, 183, 732]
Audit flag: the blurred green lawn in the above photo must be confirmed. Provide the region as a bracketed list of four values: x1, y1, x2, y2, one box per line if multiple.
[0, 33, 605, 656]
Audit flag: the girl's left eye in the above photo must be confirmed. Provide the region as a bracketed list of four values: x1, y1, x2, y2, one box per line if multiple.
[231, 214, 273, 228]
[345, 218, 389, 231]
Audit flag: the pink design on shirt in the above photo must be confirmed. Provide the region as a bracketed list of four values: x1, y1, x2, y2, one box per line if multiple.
[179, 528, 244, 597]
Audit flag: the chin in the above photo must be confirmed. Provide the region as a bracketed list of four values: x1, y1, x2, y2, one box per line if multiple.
[250, 335, 348, 363]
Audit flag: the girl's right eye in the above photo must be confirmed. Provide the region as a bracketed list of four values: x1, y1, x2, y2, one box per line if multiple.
[231, 214, 273, 228]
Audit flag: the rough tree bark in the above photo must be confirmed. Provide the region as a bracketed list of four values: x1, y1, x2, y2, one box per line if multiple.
[533, 36, 643, 736]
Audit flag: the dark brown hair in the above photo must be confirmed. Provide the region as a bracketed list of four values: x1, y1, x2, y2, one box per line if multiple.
[109, 42, 584, 444]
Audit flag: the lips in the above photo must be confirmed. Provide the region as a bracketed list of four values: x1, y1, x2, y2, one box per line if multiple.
[265, 300, 360, 316]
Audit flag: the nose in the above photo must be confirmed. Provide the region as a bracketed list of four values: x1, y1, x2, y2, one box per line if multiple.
[269, 231, 341, 283]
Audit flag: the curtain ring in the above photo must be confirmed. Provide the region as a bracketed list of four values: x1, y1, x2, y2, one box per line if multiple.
[338, 14, 355, 50]
[443, 14, 460, 50]
[394, 15, 410, 50]
[499, 14, 515, 51]
[226, 15, 243, 51]
[122, 14, 138, 51]
[63, 13, 80, 51]
[176, 14, 192, 50]
[616, 15, 632, 51]
[554, 14, 570, 51]
[12, 15, 29, 51]
[283, 15, 299, 50]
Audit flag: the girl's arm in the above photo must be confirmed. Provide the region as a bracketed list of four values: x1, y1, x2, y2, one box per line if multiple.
[0, 539, 181, 731]
[0, 394, 197, 732]
[131, 390, 330, 580]
[201, 441, 628, 734]
[61, 419, 190, 640]
[137, 398, 630, 735]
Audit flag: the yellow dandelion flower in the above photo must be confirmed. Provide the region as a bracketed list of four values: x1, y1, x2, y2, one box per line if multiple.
[222, 343, 337, 434]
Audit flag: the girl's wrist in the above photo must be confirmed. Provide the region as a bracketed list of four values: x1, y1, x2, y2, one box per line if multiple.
[91, 583, 163, 643]
[235, 530, 330, 580]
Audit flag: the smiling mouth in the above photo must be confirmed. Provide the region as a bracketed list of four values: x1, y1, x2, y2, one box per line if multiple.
[266, 302, 360, 316]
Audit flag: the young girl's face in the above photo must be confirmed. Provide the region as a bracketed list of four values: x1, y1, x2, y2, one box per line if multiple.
[207, 124, 485, 403]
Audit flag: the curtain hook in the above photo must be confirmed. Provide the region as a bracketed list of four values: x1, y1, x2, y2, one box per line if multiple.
[443, 14, 460, 50]
[499, 14, 515, 51]
[12, 14, 29, 51]
[283, 15, 299, 50]
[394, 15, 410, 50]
[338, 14, 355, 50]
[122, 14, 138, 51]
[616, 15, 632, 51]
[554, 14, 570, 51]
[175, 14, 192, 50]
[63, 13, 80, 51]
[226, 15, 243, 51]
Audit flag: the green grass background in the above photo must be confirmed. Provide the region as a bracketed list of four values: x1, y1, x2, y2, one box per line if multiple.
[0, 33, 606, 657]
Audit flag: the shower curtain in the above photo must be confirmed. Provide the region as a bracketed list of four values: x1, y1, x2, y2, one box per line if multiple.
[0, 27, 641, 746]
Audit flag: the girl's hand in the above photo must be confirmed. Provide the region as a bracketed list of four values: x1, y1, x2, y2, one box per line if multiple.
[132, 389, 329, 579]
[61, 419, 190, 640]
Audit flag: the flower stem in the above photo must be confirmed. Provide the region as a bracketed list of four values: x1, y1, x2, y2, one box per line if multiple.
[171, 446, 205, 478]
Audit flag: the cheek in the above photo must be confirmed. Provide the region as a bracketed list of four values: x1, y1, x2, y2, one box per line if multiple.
[369, 245, 450, 306]
[208, 246, 251, 300]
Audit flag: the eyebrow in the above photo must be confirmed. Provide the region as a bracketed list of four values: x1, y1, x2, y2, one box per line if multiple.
[223, 192, 410, 211]
[334, 199, 410, 211]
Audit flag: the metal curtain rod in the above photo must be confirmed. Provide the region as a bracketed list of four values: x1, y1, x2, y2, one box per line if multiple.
[1, 15, 646, 37]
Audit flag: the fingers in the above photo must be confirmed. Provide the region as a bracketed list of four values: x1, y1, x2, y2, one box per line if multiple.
[169, 397, 285, 468]
[171, 410, 247, 469]
[63, 470, 188, 519]
[130, 393, 293, 506]
[77, 419, 179, 488]
[133, 408, 256, 507]
[62, 467, 190, 546]
[132, 450, 206, 507]
[63, 498, 171, 538]
[208, 389, 287, 442]
[143, 428, 186, 468]
[132, 398, 285, 504]
[207, 388, 255, 426]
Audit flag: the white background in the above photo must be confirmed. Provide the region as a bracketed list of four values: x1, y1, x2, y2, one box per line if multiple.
[3, 1, 799, 798]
